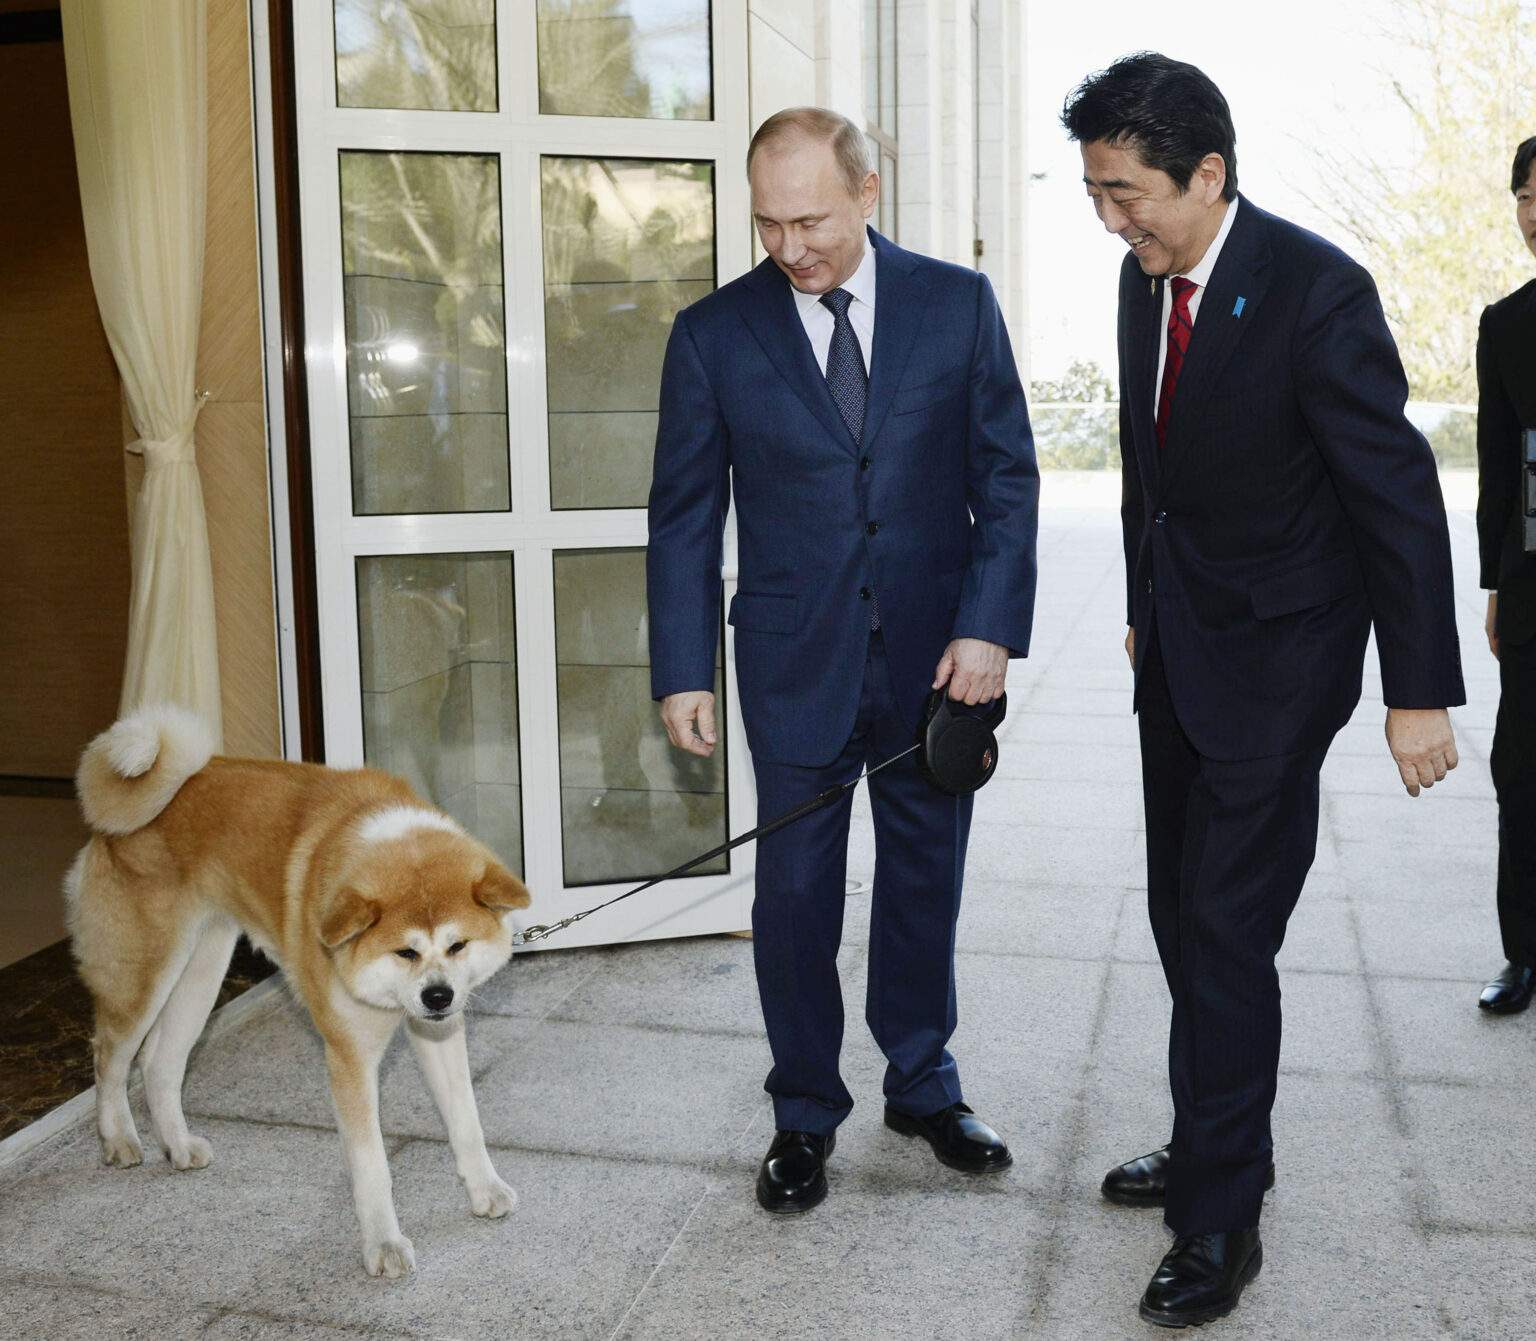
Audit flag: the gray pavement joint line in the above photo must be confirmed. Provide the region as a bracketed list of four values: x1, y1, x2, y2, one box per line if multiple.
[1016, 952, 1118, 1336]
[1328, 791, 1440, 1242]
[200, 1304, 434, 1340]
[604, 1181, 714, 1341]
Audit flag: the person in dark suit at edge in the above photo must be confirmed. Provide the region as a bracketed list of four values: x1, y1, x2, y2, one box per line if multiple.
[1061, 53, 1466, 1327]
[1475, 133, 1536, 1015]
[646, 107, 1039, 1214]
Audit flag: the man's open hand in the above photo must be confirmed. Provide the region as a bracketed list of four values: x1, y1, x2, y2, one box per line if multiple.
[660, 691, 717, 757]
[933, 638, 1008, 704]
[1385, 707, 1458, 797]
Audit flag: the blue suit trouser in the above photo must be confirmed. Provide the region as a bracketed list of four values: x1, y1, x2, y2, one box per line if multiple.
[1138, 632, 1329, 1234]
[750, 631, 972, 1135]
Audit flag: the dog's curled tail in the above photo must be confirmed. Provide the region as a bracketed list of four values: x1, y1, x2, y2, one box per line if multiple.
[76, 705, 218, 836]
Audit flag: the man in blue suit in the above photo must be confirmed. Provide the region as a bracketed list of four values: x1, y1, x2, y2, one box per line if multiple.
[1063, 54, 1465, 1327]
[647, 106, 1038, 1214]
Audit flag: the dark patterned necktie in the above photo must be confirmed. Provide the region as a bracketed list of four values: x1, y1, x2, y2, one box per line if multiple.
[820, 287, 867, 444]
[819, 287, 878, 628]
[1156, 276, 1197, 451]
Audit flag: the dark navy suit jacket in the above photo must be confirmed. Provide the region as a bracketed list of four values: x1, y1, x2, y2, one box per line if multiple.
[1476, 278, 1536, 644]
[648, 228, 1039, 767]
[1118, 198, 1465, 760]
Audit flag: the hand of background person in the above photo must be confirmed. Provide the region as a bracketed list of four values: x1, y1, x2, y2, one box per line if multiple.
[1385, 707, 1458, 797]
[660, 691, 716, 757]
[1124, 626, 1135, 669]
[933, 638, 1008, 704]
[1487, 592, 1500, 660]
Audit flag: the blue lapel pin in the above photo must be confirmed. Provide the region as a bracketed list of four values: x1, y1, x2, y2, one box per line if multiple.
[1233, 296, 1247, 318]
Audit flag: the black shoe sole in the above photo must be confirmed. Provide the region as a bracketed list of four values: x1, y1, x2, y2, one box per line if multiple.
[1102, 1184, 1165, 1207]
[883, 1109, 1014, 1174]
[756, 1176, 827, 1214]
[1137, 1244, 1262, 1328]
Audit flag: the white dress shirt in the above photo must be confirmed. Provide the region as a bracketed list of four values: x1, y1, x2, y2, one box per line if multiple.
[793, 235, 876, 376]
[1153, 197, 1240, 417]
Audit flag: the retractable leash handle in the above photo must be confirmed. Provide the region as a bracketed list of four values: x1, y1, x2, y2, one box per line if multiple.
[515, 689, 1007, 945]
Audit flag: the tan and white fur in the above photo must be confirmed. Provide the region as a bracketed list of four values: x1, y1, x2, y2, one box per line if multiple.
[65, 706, 531, 1277]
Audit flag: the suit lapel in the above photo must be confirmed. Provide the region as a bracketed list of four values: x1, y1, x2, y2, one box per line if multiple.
[861, 229, 927, 450]
[737, 256, 860, 454]
[1160, 198, 1273, 483]
[1127, 269, 1163, 486]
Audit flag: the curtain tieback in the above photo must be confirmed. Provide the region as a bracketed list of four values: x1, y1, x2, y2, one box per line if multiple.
[129, 392, 210, 467]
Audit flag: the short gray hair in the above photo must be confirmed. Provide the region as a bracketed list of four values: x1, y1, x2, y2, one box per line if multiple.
[747, 107, 873, 197]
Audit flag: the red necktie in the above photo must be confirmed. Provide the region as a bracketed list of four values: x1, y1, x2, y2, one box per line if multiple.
[1156, 276, 1197, 451]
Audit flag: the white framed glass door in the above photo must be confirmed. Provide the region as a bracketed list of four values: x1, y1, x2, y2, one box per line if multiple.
[292, 0, 754, 947]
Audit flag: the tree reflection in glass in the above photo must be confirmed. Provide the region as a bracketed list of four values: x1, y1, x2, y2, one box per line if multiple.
[536, 0, 711, 120]
[541, 156, 714, 509]
[334, 0, 498, 112]
[341, 150, 510, 515]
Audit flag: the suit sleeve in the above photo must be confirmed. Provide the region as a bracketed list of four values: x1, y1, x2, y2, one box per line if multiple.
[952, 272, 1040, 657]
[1294, 261, 1465, 708]
[1475, 304, 1520, 591]
[646, 310, 732, 700]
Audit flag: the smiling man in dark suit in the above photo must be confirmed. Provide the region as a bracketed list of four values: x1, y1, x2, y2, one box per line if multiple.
[1062, 53, 1465, 1327]
[647, 107, 1038, 1214]
[1474, 133, 1536, 1015]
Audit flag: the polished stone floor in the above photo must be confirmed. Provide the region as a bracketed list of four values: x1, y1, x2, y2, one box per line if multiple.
[1, 499, 1532, 1339]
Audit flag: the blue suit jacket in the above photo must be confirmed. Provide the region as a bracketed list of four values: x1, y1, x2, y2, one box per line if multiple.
[1118, 198, 1465, 760]
[648, 229, 1039, 767]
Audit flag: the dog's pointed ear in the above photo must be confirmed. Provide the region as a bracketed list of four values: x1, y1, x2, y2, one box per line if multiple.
[319, 887, 380, 949]
[474, 863, 531, 912]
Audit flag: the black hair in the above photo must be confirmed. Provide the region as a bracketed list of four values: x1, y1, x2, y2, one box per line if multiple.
[1513, 135, 1536, 193]
[1061, 52, 1238, 202]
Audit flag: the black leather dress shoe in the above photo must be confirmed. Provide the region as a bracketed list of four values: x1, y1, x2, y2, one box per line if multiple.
[1139, 1227, 1262, 1327]
[884, 1101, 1012, 1173]
[1479, 962, 1534, 1014]
[1101, 1146, 1275, 1207]
[755, 1130, 834, 1213]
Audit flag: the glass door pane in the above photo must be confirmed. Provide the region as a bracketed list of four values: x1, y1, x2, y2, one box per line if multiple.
[535, 0, 713, 120]
[333, 0, 498, 111]
[341, 150, 510, 515]
[541, 157, 715, 509]
[357, 552, 523, 874]
[553, 547, 725, 886]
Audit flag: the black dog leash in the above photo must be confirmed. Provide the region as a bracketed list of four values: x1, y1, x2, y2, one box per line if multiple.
[513, 690, 1006, 947]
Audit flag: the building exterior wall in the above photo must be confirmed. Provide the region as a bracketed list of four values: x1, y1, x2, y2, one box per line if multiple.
[746, 0, 1028, 367]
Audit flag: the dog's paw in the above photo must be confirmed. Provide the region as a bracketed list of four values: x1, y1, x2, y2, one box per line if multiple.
[164, 1136, 214, 1171]
[100, 1134, 143, 1168]
[468, 1175, 517, 1219]
[363, 1234, 416, 1279]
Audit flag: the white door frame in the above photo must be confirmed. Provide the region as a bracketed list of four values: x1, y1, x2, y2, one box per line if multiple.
[262, 0, 757, 948]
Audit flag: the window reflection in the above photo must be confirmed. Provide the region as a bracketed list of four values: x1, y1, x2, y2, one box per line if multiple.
[334, 0, 498, 111]
[340, 150, 510, 515]
[541, 157, 715, 509]
[553, 548, 726, 886]
[536, 0, 712, 120]
[357, 553, 523, 875]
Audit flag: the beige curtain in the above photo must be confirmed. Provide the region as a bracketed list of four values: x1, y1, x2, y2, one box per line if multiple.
[61, 0, 222, 744]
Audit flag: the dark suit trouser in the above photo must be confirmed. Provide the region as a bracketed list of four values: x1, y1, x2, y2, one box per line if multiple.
[1138, 634, 1329, 1234]
[750, 631, 971, 1136]
[1493, 631, 1536, 966]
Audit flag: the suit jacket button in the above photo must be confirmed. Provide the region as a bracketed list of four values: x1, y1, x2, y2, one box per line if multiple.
[860, 587, 871, 600]
[860, 456, 871, 470]
[1154, 511, 1167, 524]
[866, 521, 880, 534]
[1147, 579, 1154, 594]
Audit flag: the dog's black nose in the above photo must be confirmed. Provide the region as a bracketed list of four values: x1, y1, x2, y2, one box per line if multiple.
[421, 984, 454, 1013]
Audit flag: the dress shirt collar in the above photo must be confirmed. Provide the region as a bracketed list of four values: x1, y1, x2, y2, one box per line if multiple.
[1177, 195, 1239, 290]
[793, 232, 877, 317]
